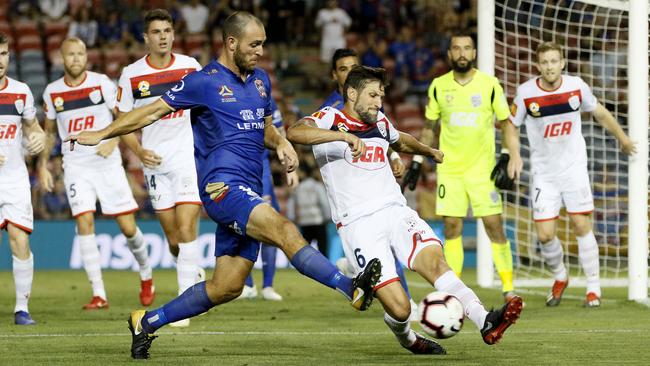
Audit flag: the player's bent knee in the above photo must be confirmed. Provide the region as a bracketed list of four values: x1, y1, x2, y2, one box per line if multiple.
[537, 231, 555, 244]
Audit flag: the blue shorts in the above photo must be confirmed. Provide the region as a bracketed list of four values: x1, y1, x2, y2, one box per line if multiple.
[202, 183, 265, 262]
[262, 157, 280, 211]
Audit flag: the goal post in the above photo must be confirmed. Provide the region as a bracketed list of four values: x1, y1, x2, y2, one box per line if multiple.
[478, 0, 649, 302]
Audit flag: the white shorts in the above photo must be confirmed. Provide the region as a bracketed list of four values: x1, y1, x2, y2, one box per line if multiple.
[144, 166, 201, 211]
[531, 169, 594, 221]
[337, 205, 443, 291]
[0, 183, 33, 233]
[64, 164, 139, 217]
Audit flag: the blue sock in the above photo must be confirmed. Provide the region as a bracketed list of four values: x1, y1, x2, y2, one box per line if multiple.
[394, 257, 411, 298]
[290, 245, 353, 299]
[141, 281, 214, 334]
[245, 274, 254, 287]
[262, 244, 277, 288]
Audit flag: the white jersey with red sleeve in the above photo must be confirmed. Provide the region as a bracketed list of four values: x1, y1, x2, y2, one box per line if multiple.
[509, 75, 598, 178]
[0, 77, 37, 185]
[305, 107, 406, 226]
[117, 54, 201, 173]
[43, 71, 121, 170]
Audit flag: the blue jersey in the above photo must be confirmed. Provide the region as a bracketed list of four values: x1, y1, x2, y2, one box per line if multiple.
[318, 90, 344, 111]
[162, 60, 273, 194]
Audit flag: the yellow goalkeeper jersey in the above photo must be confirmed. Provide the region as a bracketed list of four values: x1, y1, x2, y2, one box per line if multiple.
[425, 69, 510, 176]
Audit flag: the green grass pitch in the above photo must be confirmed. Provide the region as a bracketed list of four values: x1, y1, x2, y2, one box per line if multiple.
[0, 269, 648, 365]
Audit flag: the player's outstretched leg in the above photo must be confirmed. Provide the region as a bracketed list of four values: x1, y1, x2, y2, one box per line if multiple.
[414, 245, 523, 345]
[377, 283, 446, 355]
[127, 256, 252, 359]
[247, 204, 382, 310]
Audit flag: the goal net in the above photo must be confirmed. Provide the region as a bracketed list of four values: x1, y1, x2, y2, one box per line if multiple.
[492, 0, 648, 287]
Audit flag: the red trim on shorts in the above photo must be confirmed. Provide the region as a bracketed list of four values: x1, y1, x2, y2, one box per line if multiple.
[0, 219, 6, 230]
[407, 234, 443, 269]
[2, 220, 33, 234]
[104, 207, 139, 217]
[73, 209, 96, 218]
[533, 216, 560, 222]
[567, 210, 593, 216]
[176, 201, 202, 206]
[373, 277, 400, 291]
[154, 201, 203, 212]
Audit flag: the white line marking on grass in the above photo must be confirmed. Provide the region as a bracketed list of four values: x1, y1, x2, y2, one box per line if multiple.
[1, 329, 647, 339]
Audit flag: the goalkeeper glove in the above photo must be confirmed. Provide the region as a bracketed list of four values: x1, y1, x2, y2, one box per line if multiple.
[401, 155, 423, 192]
[491, 150, 515, 190]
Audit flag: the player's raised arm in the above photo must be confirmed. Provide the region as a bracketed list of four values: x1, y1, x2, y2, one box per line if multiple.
[591, 103, 636, 155]
[287, 117, 366, 158]
[391, 131, 443, 163]
[66, 99, 174, 146]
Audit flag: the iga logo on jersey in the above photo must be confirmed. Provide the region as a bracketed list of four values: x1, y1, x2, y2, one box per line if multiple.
[344, 142, 387, 170]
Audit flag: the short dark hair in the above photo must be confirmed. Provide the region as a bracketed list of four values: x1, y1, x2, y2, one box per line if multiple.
[144, 9, 174, 33]
[343, 66, 388, 102]
[331, 48, 358, 71]
[450, 30, 476, 49]
[222, 11, 263, 43]
[536, 42, 564, 61]
[0, 32, 9, 47]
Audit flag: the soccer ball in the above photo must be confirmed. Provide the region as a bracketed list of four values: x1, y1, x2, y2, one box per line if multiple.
[417, 291, 464, 339]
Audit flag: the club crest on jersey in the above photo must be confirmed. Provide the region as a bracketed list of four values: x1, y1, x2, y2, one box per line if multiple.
[54, 96, 64, 112]
[14, 98, 24, 114]
[138, 80, 151, 97]
[89, 89, 102, 104]
[254, 79, 267, 98]
[471, 94, 482, 107]
[528, 102, 540, 117]
[568, 95, 580, 110]
[446, 94, 454, 103]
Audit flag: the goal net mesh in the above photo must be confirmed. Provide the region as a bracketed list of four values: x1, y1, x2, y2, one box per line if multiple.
[493, 0, 646, 286]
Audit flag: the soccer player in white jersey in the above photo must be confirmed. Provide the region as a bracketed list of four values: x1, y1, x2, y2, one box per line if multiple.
[0, 32, 46, 325]
[117, 9, 203, 325]
[288, 65, 524, 354]
[504, 42, 636, 307]
[37, 37, 154, 310]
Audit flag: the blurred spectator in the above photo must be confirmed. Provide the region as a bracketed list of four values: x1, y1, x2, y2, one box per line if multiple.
[286, 164, 331, 256]
[10, 0, 39, 20]
[38, 0, 68, 20]
[315, 0, 351, 63]
[361, 36, 387, 68]
[388, 26, 416, 80]
[98, 12, 126, 46]
[406, 35, 437, 105]
[68, 7, 98, 47]
[208, 0, 235, 31]
[181, 0, 209, 34]
[123, 0, 146, 44]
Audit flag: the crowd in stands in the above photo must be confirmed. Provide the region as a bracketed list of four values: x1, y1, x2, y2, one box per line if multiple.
[1, 0, 476, 220]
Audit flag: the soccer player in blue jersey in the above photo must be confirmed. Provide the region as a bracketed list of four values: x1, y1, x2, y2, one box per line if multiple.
[67, 12, 382, 359]
[322, 48, 419, 320]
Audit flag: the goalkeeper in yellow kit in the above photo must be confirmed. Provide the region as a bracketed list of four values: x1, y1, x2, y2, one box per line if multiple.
[403, 33, 521, 301]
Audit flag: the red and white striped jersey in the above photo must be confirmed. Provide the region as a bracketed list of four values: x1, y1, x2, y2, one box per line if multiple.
[509, 75, 598, 177]
[305, 107, 405, 226]
[117, 54, 201, 173]
[43, 71, 121, 169]
[0, 77, 37, 184]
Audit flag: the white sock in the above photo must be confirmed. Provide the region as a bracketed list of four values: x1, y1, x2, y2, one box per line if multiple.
[78, 234, 106, 299]
[577, 231, 601, 296]
[540, 237, 568, 281]
[384, 312, 417, 347]
[434, 270, 487, 329]
[126, 228, 152, 281]
[13, 253, 33, 313]
[177, 240, 199, 295]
